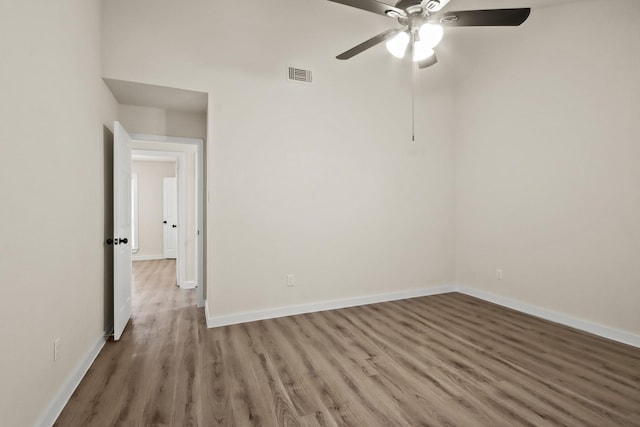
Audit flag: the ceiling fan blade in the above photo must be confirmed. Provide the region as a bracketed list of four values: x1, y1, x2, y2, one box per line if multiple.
[336, 28, 403, 60]
[417, 52, 438, 69]
[327, 0, 406, 19]
[434, 8, 531, 27]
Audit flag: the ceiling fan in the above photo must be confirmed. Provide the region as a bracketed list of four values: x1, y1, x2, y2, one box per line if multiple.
[330, 0, 531, 69]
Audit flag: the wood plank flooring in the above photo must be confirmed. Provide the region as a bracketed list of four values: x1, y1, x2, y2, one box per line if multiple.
[55, 260, 640, 426]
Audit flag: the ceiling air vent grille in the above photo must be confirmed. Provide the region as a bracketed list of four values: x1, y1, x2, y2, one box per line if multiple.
[288, 67, 312, 84]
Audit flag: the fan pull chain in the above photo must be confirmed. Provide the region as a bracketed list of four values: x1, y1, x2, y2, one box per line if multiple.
[411, 60, 416, 142]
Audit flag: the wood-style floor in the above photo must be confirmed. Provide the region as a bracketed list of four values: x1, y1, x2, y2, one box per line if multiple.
[56, 260, 640, 426]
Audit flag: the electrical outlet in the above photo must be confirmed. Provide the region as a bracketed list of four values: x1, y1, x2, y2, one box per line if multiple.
[496, 269, 503, 280]
[287, 274, 295, 287]
[54, 338, 61, 362]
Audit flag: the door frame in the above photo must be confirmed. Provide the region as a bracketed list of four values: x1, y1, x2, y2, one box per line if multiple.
[162, 176, 179, 260]
[130, 134, 205, 308]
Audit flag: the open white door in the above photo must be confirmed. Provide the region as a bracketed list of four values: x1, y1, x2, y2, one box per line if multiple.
[163, 177, 178, 259]
[113, 122, 132, 341]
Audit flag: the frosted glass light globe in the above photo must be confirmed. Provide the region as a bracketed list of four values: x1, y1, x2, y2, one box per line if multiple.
[413, 41, 435, 62]
[418, 23, 444, 48]
[386, 31, 410, 58]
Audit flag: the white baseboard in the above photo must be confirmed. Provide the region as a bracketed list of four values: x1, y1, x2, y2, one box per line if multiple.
[457, 286, 640, 349]
[180, 281, 197, 290]
[35, 334, 108, 427]
[205, 299, 213, 328]
[132, 254, 165, 261]
[205, 283, 640, 348]
[205, 285, 455, 328]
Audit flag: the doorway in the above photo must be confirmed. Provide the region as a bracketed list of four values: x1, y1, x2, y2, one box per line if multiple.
[129, 136, 205, 308]
[112, 123, 205, 342]
[103, 79, 208, 341]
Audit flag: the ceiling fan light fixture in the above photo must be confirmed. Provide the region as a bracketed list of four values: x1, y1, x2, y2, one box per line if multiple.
[418, 23, 444, 48]
[412, 41, 435, 62]
[385, 31, 410, 58]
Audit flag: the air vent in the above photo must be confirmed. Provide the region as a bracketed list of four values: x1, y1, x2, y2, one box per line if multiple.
[288, 67, 312, 84]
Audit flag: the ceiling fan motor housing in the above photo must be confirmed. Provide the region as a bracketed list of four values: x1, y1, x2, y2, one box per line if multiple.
[396, 0, 422, 17]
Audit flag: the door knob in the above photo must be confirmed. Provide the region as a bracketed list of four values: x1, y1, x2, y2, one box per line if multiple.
[118, 238, 128, 244]
[172, 224, 177, 228]
[106, 238, 113, 245]
[163, 221, 167, 224]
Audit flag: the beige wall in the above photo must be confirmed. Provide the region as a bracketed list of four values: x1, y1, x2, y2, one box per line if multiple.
[132, 160, 176, 258]
[118, 104, 206, 139]
[0, 1, 118, 425]
[454, 0, 640, 335]
[102, 0, 457, 317]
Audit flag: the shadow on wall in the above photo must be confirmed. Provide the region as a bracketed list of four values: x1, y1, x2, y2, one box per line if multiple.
[103, 125, 114, 333]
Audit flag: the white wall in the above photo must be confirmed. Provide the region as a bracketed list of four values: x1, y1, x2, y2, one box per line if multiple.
[454, 0, 640, 335]
[118, 104, 206, 139]
[0, 1, 118, 425]
[208, 84, 455, 315]
[132, 160, 176, 258]
[102, 0, 457, 316]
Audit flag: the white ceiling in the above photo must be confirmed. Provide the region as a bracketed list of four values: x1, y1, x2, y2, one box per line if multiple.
[103, 78, 208, 113]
